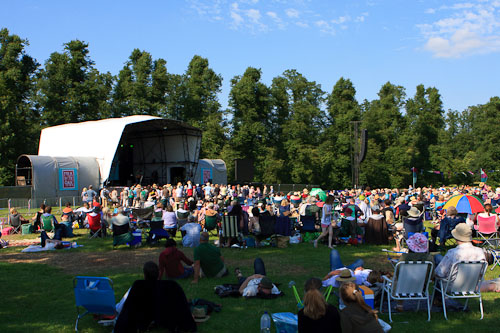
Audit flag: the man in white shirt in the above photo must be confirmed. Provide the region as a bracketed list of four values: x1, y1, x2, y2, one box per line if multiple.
[435, 223, 485, 278]
[235, 258, 281, 297]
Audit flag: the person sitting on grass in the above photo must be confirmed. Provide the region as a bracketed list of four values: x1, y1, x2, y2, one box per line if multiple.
[192, 232, 228, 283]
[234, 258, 281, 297]
[298, 277, 341, 333]
[115, 261, 196, 333]
[322, 249, 371, 288]
[339, 282, 383, 332]
[158, 239, 194, 279]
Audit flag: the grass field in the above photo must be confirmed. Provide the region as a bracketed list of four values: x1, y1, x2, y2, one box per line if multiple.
[1, 223, 500, 333]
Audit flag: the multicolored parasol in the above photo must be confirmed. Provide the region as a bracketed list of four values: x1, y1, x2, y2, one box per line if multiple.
[442, 194, 484, 214]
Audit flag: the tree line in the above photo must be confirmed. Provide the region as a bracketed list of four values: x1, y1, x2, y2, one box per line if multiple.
[1, 28, 499, 188]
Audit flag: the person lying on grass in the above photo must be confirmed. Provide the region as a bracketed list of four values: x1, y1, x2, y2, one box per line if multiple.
[234, 257, 281, 298]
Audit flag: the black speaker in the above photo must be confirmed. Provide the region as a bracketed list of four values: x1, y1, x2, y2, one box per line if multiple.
[234, 159, 254, 182]
[359, 129, 368, 163]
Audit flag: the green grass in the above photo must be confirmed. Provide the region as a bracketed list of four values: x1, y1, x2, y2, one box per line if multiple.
[0, 227, 499, 332]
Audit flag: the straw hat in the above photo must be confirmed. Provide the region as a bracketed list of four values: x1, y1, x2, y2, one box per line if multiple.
[335, 269, 356, 282]
[451, 223, 472, 242]
[407, 207, 421, 218]
[192, 306, 210, 323]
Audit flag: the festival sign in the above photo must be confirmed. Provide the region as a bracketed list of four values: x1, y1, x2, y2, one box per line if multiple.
[59, 168, 78, 191]
[201, 168, 212, 184]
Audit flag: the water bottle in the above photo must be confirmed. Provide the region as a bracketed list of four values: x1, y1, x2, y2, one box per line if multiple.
[260, 311, 271, 332]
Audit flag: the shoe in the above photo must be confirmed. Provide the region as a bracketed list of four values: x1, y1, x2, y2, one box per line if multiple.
[328, 245, 336, 249]
[234, 267, 242, 277]
[314, 240, 318, 248]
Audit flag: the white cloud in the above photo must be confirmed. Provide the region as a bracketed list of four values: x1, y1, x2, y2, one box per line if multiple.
[425, 8, 436, 14]
[285, 8, 300, 18]
[315, 20, 335, 35]
[188, 0, 367, 36]
[247, 8, 261, 22]
[418, 0, 500, 57]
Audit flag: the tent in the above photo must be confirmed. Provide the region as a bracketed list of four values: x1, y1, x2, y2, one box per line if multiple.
[16, 155, 100, 205]
[194, 159, 227, 185]
[36, 115, 202, 186]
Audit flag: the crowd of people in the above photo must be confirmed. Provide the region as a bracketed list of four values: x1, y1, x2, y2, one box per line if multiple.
[6, 181, 500, 331]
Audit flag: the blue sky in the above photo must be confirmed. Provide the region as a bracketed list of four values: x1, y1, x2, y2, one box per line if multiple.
[2, 0, 500, 112]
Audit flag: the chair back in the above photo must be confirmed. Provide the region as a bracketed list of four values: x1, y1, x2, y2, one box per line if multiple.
[445, 261, 487, 295]
[205, 215, 218, 231]
[41, 215, 53, 232]
[87, 214, 102, 232]
[476, 215, 497, 234]
[221, 215, 238, 238]
[73, 276, 116, 315]
[392, 261, 433, 297]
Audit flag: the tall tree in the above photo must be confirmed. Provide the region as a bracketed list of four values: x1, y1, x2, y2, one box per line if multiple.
[406, 84, 444, 184]
[37, 40, 113, 126]
[225, 67, 271, 181]
[0, 28, 39, 185]
[112, 49, 168, 117]
[279, 70, 325, 184]
[321, 77, 360, 187]
[182, 55, 226, 158]
[360, 82, 410, 187]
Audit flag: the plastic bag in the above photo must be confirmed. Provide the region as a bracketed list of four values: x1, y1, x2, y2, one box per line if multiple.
[289, 233, 301, 244]
[271, 312, 298, 333]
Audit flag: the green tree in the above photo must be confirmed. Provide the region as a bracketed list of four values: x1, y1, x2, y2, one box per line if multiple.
[225, 67, 271, 182]
[182, 55, 226, 158]
[406, 84, 444, 184]
[321, 77, 360, 187]
[360, 82, 410, 187]
[112, 49, 168, 117]
[0, 28, 39, 185]
[37, 40, 113, 126]
[278, 70, 325, 184]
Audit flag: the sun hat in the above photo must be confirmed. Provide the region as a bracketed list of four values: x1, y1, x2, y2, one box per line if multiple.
[451, 223, 472, 242]
[335, 269, 356, 282]
[192, 306, 210, 323]
[359, 194, 365, 200]
[259, 277, 273, 289]
[407, 207, 421, 218]
[496, 187, 500, 194]
[406, 233, 428, 253]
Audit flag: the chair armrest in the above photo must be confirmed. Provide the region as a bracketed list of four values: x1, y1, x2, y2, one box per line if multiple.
[382, 275, 393, 283]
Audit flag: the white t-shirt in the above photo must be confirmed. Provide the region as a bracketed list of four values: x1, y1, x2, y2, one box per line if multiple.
[321, 204, 332, 225]
[322, 268, 372, 288]
[242, 278, 280, 297]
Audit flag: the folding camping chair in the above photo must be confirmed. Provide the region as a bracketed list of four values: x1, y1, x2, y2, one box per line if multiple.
[432, 261, 487, 320]
[87, 214, 103, 239]
[474, 215, 498, 248]
[221, 215, 238, 239]
[73, 276, 116, 331]
[204, 214, 219, 236]
[299, 215, 316, 233]
[380, 260, 434, 323]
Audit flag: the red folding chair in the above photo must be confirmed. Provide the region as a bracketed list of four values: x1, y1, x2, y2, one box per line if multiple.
[88, 214, 103, 239]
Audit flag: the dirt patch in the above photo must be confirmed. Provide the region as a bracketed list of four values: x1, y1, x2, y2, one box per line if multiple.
[0, 247, 164, 275]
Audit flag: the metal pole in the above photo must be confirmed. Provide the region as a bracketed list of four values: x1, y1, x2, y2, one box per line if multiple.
[59, 197, 62, 212]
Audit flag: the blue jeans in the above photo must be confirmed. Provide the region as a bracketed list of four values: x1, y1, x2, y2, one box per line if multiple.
[176, 266, 194, 279]
[329, 249, 364, 271]
[238, 257, 266, 286]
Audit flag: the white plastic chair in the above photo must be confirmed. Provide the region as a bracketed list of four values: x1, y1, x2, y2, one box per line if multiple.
[432, 260, 487, 320]
[380, 260, 434, 322]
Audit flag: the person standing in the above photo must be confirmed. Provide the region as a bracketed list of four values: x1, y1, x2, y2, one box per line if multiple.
[315, 196, 337, 248]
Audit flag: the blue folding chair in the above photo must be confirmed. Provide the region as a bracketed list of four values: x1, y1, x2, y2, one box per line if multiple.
[73, 276, 116, 331]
